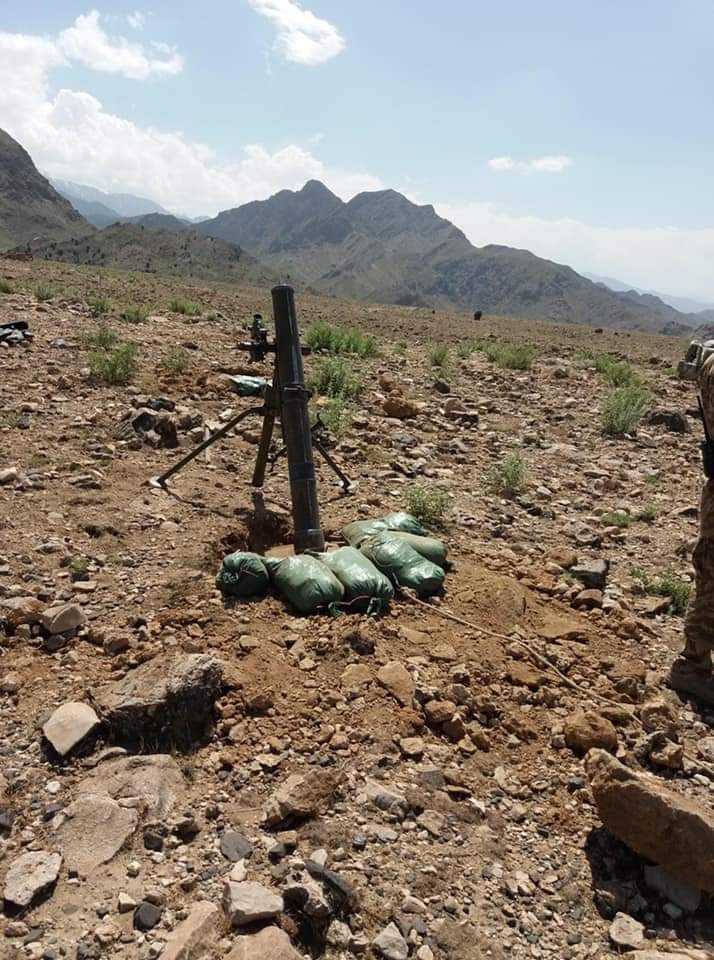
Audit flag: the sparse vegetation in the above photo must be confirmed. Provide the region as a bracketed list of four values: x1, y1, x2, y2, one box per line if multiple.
[429, 343, 450, 374]
[632, 567, 692, 616]
[161, 347, 192, 373]
[457, 338, 478, 359]
[483, 341, 538, 370]
[81, 323, 119, 351]
[68, 557, 91, 582]
[306, 320, 377, 357]
[169, 298, 202, 316]
[34, 283, 54, 302]
[602, 510, 631, 528]
[88, 339, 138, 385]
[593, 354, 641, 387]
[310, 357, 363, 401]
[404, 483, 450, 529]
[317, 397, 354, 438]
[490, 451, 528, 497]
[120, 305, 149, 324]
[638, 502, 659, 523]
[601, 384, 651, 435]
[89, 295, 111, 317]
[0, 279, 14, 294]
[394, 341, 407, 356]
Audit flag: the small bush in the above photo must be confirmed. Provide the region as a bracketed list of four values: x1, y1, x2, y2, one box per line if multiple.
[310, 357, 363, 401]
[81, 323, 119, 351]
[602, 510, 631, 528]
[88, 341, 138, 385]
[169, 298, 202, 316]
[632, 567, 692, 616]
[0, 279, 13, 294]
[429, 343, 450, 373]
[34, 284, 54, 302]
[490, 451, 528, 497]
[601, 385, 650, 435]
[306, 321, 377, 357]
[120, 305, 149, 324]
[89, 295, 111, 317]
[457, 339, 478, 359]
[68, 557, 91, 582]
[161, 347, 192, 373]
[404, 483, 449, 529]
[318, 397, 353, 438]
[484, 342, 537, 370]
[594, 354, 641, 387]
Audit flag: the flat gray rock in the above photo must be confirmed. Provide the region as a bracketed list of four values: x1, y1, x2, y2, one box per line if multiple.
[373, 922, 409, 960]
[3, 850, 62, 908]
[43, 702, 99, 757]
[222, 880, 283, 927]
[93, 654, 223, 750]
[40, 603, 86, 636]
[53, 793, 138, 876]
[77, 754, 184, 819]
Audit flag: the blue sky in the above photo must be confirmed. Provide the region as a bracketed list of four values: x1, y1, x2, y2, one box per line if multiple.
[2, 2, 714, 299]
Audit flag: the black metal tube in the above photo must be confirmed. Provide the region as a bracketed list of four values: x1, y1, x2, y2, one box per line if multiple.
[271, 284, 325, 553]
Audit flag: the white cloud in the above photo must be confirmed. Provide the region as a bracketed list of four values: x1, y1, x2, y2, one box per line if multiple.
[0, 17, 377, 217]
[57, 10, 182, 80]
[438, 199, 714, 302]
[247, 0, 345, 65]
[127, 11, 146, 31]
[488, 154, 573, 174]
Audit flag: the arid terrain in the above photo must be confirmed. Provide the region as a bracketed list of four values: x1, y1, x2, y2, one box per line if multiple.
[1, 256, 713, 960]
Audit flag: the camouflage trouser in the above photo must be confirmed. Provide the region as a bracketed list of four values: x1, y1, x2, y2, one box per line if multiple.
[683, 355, 714, 667]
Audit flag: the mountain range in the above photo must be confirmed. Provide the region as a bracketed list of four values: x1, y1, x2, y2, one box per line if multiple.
[0, 126, 704, 334]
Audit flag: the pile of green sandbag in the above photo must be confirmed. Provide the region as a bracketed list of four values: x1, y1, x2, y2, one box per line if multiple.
[214, 510, 449, 614]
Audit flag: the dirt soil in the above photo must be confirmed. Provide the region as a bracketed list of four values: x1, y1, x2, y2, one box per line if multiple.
[0, 257, 712, 960]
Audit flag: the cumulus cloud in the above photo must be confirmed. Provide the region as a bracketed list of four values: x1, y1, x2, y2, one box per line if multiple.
[488, 155, 573, 174]
[57, 10, 182, 80]
[247, 0, 345, 65]
[0, 17, 378, 217]
[127, 11, 146, 31]
[438, 199, 714, 302]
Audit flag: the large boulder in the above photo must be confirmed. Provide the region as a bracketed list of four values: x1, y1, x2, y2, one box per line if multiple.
[93, 654, 223, 750]
[42, 702, 99, 758]
[586, 749, 714, 892]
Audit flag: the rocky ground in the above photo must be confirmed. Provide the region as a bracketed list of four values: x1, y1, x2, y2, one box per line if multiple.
[1, 256, 713, 960]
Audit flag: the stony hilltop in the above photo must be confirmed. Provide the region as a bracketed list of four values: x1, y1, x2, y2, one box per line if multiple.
[1, 254, 713, 959]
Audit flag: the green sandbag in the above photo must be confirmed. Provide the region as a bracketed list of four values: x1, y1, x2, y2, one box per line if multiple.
[389, 531, 448, 568]
[216, 551, 269, 598]
[360, 532, 445, 597]
[342, 518, 389, 546]
[381, 511, 428, 536]
[318, 546, 394, 614]
[266, 554, 344, 614]
[229, 375, 270, 397]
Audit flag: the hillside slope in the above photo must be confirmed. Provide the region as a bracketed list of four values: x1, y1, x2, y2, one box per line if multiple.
[32, 222, 274, 285]
[0, 128, 91, 249]
[199, 181, 694, 333]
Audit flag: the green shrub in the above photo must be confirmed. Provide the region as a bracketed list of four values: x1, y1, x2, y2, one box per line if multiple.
[457, 339, 478, 359]
[81, 323, 119, 351]
[89, 295, 111, 317]
[484, 342, 538, 370]
[68, 557, 91, 582]
[632, 568, 692, 616]
[161, 347, 192, 373]
[169, 298, 202, 316]
[594, 354, 641, 387]
[310, 357, 363, 401]
[0, 279, 13, 294]
[120, 305, 149, 324]
[602, 510, 631, 528]
[638, 502, 659, 523]
[601, 385, 650, 435]
[490, 451, 528, 497]
[404, 483, 449, 529]
[88, 341, 138, 385]
[429, 343, 450, 373]
[306, 321, 377, 357]
[34, 284, 54, 302]
[318, 397, 353, 438]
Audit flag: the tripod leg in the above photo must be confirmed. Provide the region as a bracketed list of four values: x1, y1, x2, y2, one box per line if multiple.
[313, 439, 352, 493]
[150, 406, 263, 489]
[251, 408, 275, 487]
